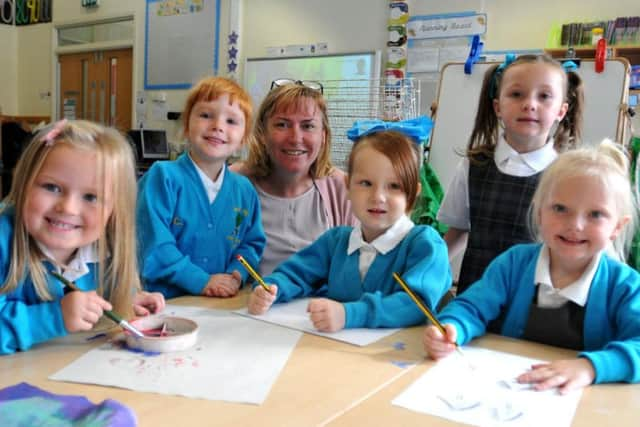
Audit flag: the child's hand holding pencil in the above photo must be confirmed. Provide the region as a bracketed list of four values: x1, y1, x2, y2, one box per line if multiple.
[423, 323, 460, 360]
[247, 284, 278, 315]
[237, 255, 279, 315]
[392, 272, 469, 364]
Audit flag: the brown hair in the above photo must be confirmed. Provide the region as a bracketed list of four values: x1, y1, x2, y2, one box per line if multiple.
[467, 54, 584, 161]
[347, 130, 421, 212]
[182, 76, 253, 145]
[1, 120, 140, 317]
[244, 84, 333, 179]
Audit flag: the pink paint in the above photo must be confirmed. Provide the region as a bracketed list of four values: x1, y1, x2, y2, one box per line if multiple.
[139, 323, 173, 337]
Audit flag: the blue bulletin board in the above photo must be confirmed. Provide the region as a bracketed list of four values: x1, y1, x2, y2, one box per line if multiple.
[144, 0, 220, 89]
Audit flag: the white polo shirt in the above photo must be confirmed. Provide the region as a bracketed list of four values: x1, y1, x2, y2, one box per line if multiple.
[347, 215, 415, 280]
[437, 135, 558, 230]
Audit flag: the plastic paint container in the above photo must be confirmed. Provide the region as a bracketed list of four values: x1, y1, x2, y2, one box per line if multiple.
[125, 316, 198, 352]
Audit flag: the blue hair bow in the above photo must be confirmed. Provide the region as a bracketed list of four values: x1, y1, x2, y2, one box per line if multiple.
[562, 60, 578, 72]
[497, 53, 517, 71]
[346, 115, 433, 145]
[489, 54, 517, 99]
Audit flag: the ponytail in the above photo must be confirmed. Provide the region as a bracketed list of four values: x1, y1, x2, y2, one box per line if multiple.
[465, 64, 501, 162]
[553, 70, 584, 151]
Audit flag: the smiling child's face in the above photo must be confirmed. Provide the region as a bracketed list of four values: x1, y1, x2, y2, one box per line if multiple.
[347, 146, 408, 242]
[24, 144, 113, 264]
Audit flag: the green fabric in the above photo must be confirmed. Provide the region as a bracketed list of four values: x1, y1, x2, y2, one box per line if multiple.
[628, 136, 640, 271]
[411, 162, 448, 235]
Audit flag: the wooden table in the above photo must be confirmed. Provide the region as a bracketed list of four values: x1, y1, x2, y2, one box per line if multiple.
[329, 334, 640, 427]
[1, 292, 638, 426]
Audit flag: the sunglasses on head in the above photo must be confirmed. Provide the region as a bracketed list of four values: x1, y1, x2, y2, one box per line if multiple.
[270, 78, 323, 94]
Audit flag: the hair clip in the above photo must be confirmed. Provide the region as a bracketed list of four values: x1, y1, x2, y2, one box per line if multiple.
[488, 54, 517, 99]
[41, 119, 68, 147]
[489, 53, 516, 99]
[496, 53, 517, 72]
[562, 60, 578, 73]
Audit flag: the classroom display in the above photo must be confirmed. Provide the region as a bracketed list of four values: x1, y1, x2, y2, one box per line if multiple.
[0, 0, 52, 25]
[429, 59, 630, 190]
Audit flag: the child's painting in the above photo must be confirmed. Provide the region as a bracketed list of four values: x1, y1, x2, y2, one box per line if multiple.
[50, 306, 302, 404]
[392, 347, 582, 427]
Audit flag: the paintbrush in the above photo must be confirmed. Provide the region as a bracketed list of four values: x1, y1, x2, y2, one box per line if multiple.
[50, 271, 145, 338]
[392, 272, 467, 360]
[236, 255, 271, 292]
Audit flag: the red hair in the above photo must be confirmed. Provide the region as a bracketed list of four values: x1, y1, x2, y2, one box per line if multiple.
[182, 77, 253, 144]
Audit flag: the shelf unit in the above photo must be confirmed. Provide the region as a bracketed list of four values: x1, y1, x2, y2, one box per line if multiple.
[545, 45, 640, 98]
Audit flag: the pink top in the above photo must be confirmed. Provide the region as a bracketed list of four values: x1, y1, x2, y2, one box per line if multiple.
[314, 168, 357, 228]
[230, 164, 357, 274]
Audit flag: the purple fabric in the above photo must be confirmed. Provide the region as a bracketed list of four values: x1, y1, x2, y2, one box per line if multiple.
[0, 382, 137, 426]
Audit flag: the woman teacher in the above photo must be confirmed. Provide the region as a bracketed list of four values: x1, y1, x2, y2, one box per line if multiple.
[232, 81, 356, 275]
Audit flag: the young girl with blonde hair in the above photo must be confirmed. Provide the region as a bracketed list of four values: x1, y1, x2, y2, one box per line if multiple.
[425, 140, 640, 393]
[0, 120, 164, 354]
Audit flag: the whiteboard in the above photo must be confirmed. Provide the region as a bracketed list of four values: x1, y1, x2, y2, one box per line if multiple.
[144, 0, 221, 89]
[243, 52, 382, 111]
[243, 52, 382, 169]
[429, 59, 630, 190]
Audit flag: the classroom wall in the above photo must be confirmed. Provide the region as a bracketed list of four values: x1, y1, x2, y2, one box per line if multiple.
[242, 0, 388, 58]
[8, 0, 640, 119]
[46, 1, 233, 139]
[0, 25, 18, 115]
[17, 24, 52, 117]
[485, 0, 640, 49]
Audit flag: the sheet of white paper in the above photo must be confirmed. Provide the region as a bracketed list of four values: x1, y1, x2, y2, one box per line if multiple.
[407, 46, 439, 73]
[50, 305, 302, 404]
[234, 298, 400, 346]
[438, 45, 471, 67]
[392, 347, 582, 427]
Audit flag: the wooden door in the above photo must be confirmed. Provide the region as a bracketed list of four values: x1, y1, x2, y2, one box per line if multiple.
[107, 49, 133, 131]
[58, 48, 132, 132]
[59, 51, 91, 124]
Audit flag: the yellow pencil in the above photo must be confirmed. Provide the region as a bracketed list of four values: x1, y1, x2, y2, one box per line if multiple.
[392, 272, 466, 358]
[236, 255, 271, 292]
